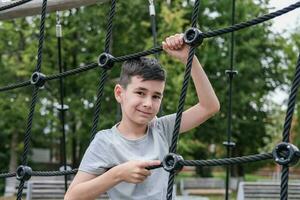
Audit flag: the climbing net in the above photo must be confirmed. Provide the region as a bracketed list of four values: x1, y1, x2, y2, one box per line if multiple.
[1, 0, 300, 200]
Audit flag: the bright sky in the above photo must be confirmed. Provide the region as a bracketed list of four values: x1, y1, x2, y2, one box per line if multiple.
[268, 0, 300, 35]
[267, 1, 300, 106]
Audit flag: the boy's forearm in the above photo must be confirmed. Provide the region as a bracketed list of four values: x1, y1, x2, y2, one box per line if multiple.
[65, 167, 121, 200]
[189, 56, 220, 112]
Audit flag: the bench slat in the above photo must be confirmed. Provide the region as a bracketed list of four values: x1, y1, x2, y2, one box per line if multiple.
[26, 181, 109, 200]
[238, 182, 300, 200]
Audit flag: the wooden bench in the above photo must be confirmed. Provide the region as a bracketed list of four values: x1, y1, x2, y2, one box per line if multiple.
[26, 180, 109, 200]
[180, 178, 231, 196]
[237, 181, 300, 200]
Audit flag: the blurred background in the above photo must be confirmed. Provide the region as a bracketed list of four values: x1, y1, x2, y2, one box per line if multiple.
[0, 0, 300, 199]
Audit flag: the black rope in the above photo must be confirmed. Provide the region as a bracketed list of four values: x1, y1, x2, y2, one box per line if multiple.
[113, 46, 162, 62]
[279, 53, 300, 200]
[0, 172, 16, 178]
[16, 180, 25, 200]
[225, 0, 236, 199]
[200, 1, 300, 39]
[148, 0, 159, 59]
[90, 0, 116, 140]
[181, 153, 272, 166]
[31, 169, 78, 176]
[0, 1, 300, 200]
[90, 71, 109, 140]
[17, 0, 48, 198]
[56, 11, 68, 192]
[282, 54, 300, 142]
[2, 2, 300, 92]
[0, 80, 31, 92]
[46, 62, 99, 80]
[35, 0, 47, 72]
[0, 0, 33, 12]
[166, 1, 201, 199]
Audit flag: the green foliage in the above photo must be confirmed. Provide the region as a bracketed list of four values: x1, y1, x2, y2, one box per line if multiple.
[0, 0, 294, 180]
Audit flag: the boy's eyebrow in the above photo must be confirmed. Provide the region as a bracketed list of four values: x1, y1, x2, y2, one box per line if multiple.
[135, 87, 163, 96]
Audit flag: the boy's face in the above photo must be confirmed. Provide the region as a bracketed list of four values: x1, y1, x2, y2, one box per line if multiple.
[115, 76, 165, 126]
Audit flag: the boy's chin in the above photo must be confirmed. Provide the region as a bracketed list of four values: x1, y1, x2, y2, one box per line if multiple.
[135, 117, 154, 125]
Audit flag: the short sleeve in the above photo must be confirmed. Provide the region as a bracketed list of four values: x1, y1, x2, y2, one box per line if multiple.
[79, 132, 112, 175]
[154, 113, 176, 147]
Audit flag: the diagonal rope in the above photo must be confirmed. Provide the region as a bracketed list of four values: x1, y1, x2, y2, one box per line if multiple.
[279, 53, 300, 200]
[166, 0, 201, 199]
[0, 172, 16, 178]
[46, 62, 99, 80]
[90, 0, 116, 141]
[1, 2, 300, 93]
[16, 180, 25, 200]
[200, 1, 300, 39]
[0, 80, 31, 92]
[16, 0, 48, 198]
[35, 0, 48, 72]
[0, 0, 33, 12]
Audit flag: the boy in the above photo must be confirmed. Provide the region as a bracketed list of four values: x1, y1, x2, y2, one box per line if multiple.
[65, 33, 220, 200]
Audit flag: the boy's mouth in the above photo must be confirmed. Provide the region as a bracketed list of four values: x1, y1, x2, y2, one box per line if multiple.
[137, 109, 152, 115]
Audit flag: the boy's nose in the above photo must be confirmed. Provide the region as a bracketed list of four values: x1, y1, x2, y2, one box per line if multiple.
[143, 97, 153, 108]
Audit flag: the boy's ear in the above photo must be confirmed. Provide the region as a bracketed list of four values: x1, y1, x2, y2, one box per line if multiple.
[114, 84, 123, 103]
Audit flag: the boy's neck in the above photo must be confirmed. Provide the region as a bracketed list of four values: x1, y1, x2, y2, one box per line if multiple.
[117, 120, 148, 140]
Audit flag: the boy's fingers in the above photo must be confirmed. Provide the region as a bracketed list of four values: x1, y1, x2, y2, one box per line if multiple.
[140, 160, 161, 168]
[165, 37, 173, 50]
[139, 169, 151, 177]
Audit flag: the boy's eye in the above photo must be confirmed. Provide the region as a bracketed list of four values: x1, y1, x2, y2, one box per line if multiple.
[136, 91, 145, 96]
[153, 95, 161, 100]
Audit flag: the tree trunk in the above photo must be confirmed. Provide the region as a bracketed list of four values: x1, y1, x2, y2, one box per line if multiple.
[5, 132, 18, 196]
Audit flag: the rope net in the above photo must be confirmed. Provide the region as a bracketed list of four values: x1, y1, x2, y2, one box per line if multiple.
[0, 1, 300, 200]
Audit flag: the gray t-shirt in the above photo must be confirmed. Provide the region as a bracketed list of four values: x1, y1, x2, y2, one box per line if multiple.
[79, 113, 176, 200]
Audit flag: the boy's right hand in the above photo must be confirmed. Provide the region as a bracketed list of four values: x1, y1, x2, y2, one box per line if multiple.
[117, 160, 161, 184]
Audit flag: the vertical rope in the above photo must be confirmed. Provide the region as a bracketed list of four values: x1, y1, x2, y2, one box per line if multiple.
[280, 53, 300, 200]
[56, 11, 68, 192]
[90, 0, 116, 140]
[149, 0, 159, 59]
[17, 0, 48, 197]
[166, 1, 201, 199]
[35, 0, 48, 72]
[16, 180, 25, 200]
[225, 0, 236, 199]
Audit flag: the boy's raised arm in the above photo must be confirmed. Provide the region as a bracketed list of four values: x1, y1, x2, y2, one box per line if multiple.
[162, 33, 220, 133]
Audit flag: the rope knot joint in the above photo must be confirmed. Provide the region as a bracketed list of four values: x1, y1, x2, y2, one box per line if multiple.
[98, 53, 115, 70]
[183, 27, 203, 47]
[162, 153, 184, 172]
[16, 165, 32, 181]
[30, 72, 46, 87]
[272, 142, 300, 166]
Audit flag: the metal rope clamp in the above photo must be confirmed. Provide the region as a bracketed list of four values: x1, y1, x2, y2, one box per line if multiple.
[183, 27, 204, 47]
[16, 165, 32, 181]
[30, 72, 46, 87]
[162, 153, 184, 172]
[98, 53, 115, 70]
[272, 142, 300, 166]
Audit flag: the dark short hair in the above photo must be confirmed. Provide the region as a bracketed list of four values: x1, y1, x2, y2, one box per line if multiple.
[119, 57, 166, 88]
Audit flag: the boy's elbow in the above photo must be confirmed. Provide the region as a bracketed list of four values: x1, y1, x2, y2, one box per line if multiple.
[208, 100, 220, 116]
[213, 100, 220, 113]
[64, 191, 72, 200]
[64, 189, 78, 200]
